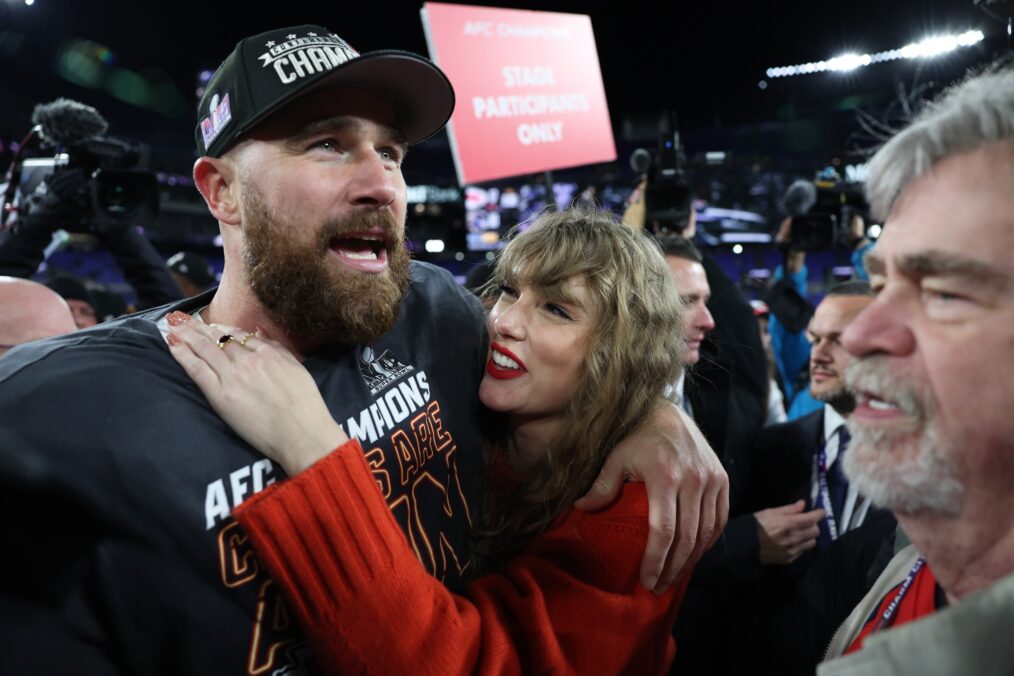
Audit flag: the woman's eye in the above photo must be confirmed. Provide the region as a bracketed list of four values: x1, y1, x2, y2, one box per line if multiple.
[498, 283, 517, 298]
[545, 303, 572, 320]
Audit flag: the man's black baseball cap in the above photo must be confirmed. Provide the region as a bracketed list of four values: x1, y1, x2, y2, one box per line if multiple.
[195, 25, 455, 157]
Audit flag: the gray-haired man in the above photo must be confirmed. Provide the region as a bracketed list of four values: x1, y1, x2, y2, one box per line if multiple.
[819, 61, 1014, 675]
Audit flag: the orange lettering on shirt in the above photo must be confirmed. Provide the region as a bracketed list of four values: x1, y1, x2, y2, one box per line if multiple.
[218, 520, 259, 588]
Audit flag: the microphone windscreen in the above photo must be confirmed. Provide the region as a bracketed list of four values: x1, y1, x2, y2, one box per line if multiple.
[630, 148, 652, 174]
[31, 98, 108, 148]
[784, 179, 817, 216]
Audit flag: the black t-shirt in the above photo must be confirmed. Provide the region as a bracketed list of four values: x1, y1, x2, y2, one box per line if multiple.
[0, 261, 487, 674]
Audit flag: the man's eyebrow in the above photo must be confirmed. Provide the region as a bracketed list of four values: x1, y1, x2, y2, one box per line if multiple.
[288, 116, 409, 149]
[289, 116, 355, 142]
[897, 249, 1011, 293]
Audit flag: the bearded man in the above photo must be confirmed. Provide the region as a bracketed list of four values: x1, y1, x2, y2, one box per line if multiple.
[817, 61, 1014, 674]
[0, 25, 725, 674]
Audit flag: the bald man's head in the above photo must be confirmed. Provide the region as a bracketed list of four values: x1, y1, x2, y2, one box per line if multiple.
[0, 277, 77, 355]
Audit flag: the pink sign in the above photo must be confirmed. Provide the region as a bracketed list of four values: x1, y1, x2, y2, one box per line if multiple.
[421, 3, 616, 185]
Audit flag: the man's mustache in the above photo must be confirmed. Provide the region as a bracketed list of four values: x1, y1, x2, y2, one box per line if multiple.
[845, 357, 928, 420]
[318, 209, 401, 247]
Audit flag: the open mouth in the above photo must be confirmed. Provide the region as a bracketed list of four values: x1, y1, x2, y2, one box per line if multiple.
[853, 389, 905, 419]
[859, 393, 898, 409]
[329, 231, 389, 272]
[486, 342, 527, 380]
[492, 350, 521, 370]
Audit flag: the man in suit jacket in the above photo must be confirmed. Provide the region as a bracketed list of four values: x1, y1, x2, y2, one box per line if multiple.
[738, 281, 877, 569]
[661, 236, 772, 675]
[672, 281, 875, 675]
[659, 236, 768, 511]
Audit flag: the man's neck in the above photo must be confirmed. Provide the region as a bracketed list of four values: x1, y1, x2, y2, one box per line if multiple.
[204, 271, 316, 361]
[897, 501, 1014, 603]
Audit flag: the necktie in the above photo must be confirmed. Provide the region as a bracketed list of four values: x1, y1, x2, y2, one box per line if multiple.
[828, 425, 851, 524]
[817, 425, 851, 547]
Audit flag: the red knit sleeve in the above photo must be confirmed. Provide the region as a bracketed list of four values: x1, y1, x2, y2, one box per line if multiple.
[233, 440, 685, 675]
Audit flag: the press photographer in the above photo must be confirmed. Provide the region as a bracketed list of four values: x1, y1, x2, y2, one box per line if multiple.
[765, 168, 876, 420]
[777, 169, 871, 254]
[623, 113, 694, 236]
[0, 98, 183, 312]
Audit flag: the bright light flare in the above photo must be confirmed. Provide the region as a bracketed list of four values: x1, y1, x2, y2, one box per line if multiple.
[827, 53, 871, 72]
[765, 30, 984, 78]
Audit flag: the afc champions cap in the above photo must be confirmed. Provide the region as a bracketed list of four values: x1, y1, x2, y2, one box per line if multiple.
[195, 25, 455, 157]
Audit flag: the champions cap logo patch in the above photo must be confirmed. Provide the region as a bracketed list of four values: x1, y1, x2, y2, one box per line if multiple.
[259, 31, 360, 85]
[359, 346, 414, 397]
[200, 91, 232, 148]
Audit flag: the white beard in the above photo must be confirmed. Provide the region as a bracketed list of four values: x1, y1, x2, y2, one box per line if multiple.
[843, 357, 964, 516]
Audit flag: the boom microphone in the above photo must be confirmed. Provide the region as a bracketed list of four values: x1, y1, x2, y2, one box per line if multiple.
[783, 179, 817, 217]
[629, 148, 652, 174]
[31, 98, 108, 148]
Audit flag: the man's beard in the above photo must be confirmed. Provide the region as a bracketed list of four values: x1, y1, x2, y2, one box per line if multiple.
[810, 377, 857, 414]
[241, 185, 411, 346]
[843, 356, 963, 516]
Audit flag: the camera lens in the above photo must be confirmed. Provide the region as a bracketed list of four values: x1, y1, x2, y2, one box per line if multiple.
[90, 169, 158, 224]
[101, 183, 134, 215]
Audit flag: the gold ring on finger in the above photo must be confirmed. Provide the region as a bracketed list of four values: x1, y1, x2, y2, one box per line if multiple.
[217, 334, 235, 349]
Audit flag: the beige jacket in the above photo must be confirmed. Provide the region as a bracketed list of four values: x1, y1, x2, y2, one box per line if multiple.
[819, 545, 1014, 676]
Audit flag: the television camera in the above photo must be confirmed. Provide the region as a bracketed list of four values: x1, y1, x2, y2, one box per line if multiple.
[782, 167, 869, 252]
[1, 98, 159, 236]
[629, 111, 694, 235]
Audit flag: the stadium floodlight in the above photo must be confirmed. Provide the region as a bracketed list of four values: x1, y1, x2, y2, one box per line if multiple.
[765, 30, 985, 78]
[827, 53, 872, 72]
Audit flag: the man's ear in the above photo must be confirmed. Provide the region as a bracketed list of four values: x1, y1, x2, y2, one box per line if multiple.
[193, 156, 241, 225]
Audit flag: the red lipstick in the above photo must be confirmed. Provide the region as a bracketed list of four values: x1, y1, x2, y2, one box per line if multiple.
[486, 342, 527, 380]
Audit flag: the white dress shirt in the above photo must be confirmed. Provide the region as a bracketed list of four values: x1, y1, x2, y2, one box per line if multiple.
[664, 371, 694, 419]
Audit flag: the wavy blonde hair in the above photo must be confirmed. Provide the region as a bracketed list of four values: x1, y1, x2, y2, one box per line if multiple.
[473, 208, 685, 569]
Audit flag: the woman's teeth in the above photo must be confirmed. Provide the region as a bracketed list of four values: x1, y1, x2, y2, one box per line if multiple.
[493, 351, 520, 370]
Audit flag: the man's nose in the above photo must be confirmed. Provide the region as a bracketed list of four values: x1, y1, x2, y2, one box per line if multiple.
[842, 294, 916, 358]
[699, 306, 716, 332]
[347, 152, 398, 208]
[811, 338, 833, 363]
